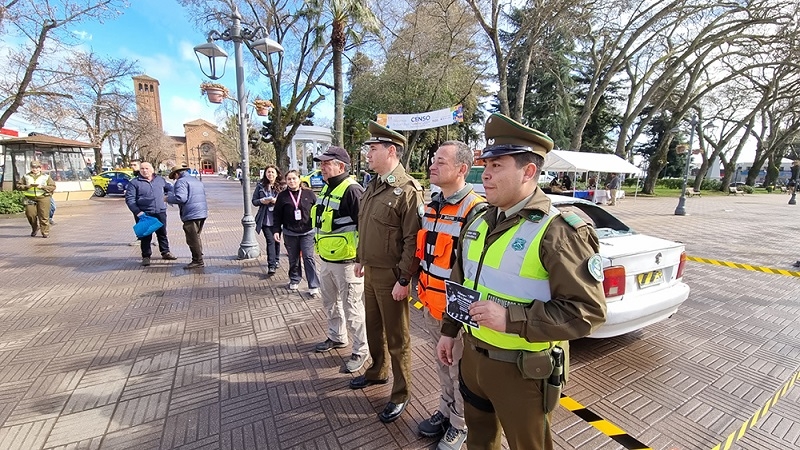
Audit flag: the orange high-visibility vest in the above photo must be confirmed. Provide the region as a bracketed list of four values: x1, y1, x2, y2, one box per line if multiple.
[415, 189, 484, 319]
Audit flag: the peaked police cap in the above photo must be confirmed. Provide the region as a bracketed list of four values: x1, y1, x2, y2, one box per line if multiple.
[364, 120, 407, 147]
[478, 113, 555, 159]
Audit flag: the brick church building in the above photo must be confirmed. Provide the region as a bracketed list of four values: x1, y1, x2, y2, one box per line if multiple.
[133, 74, 224, 174]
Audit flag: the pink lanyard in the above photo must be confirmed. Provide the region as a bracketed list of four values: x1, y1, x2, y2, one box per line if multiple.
[288, 189, 301, 214]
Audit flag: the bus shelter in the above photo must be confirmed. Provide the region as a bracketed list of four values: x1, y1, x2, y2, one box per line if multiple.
[1, 134, 98, 200]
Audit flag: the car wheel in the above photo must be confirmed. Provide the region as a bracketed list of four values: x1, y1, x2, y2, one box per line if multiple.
[94, 186, 106, 197]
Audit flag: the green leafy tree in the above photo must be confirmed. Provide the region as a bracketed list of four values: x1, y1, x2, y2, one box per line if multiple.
[305, 0, 379, 146]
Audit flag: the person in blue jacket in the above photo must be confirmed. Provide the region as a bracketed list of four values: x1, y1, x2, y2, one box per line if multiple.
[167, 164, 209, 269]
[125, 162, 176, 267]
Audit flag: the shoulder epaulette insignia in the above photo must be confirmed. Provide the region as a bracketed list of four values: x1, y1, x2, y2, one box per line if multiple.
[561, 211, 586, 230]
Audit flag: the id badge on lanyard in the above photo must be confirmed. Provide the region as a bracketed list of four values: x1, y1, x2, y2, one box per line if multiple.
[289, 190, 302, 222]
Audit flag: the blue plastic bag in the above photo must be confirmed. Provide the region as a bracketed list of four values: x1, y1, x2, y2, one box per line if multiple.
[133, 214, 164, 238]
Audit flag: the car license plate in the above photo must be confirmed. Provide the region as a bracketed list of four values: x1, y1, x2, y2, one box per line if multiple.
[637, 270, 663, 288]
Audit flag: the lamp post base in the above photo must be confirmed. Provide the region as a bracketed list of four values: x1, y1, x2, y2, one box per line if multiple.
[674, 196, 687, 216]
[238, 215, 261, 260]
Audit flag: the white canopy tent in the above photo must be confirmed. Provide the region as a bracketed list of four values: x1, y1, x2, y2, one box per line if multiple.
[543, 150, 642, 175]
[542, 150, 643, 201]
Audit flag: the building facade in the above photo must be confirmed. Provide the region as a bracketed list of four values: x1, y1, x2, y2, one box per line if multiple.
[133, 75, 226, 174]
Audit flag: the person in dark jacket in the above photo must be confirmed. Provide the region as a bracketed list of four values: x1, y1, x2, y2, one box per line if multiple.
[273, 170, 320, 294]
[167, 164, 208, 269]
[252, 165, 284, 275]
[125, 162, 176, 266]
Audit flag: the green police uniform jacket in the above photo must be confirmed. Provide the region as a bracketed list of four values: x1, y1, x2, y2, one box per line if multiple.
[442, 187, 607, 344]
[18, 172, 56, 198]
[357, 163, 424, 278]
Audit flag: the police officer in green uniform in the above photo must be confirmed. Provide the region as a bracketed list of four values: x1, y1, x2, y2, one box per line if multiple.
[436, 113, 607, 450]
[350, 121, 425, 424]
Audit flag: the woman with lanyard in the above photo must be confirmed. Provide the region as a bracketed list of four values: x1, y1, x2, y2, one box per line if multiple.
[273, 170, 321, 296]
[253, 165, 285, 275]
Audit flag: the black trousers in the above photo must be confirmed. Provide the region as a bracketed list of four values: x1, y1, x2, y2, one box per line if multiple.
[183, 218, 206, 263]
[137, 211, 170, 257]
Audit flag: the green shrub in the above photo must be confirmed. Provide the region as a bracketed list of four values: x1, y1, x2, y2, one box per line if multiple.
[0, 191, 25, 214]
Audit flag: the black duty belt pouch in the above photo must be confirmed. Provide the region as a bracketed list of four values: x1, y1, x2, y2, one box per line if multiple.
[516, 350, 553, 380]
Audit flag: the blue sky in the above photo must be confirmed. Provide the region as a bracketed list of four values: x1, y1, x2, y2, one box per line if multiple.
[68, 0, 332, 137]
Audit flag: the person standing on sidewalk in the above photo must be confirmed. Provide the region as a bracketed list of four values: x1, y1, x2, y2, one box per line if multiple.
[253, 165, 285, 274]
[273, 170, 320, 295]
[167, 164, 208, 269]
[606, 172, 620, 206]
[436, 113, 607, 450]
[125, 162, 177, 266]
[17, 160, 55, 238]
[350, 121, 424, 424]
[310, 147, 369, 373]
[416, 141, 486, 449]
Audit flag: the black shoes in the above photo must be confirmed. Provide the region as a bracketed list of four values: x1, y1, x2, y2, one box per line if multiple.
[267, 266, 277, 275]
[349, 375, 388, 389]
[141, 257, 151, 266]
[162, 252, 178, 260]
[184, 261, 204, 269]
[379, 401, 408, 423]
[793, 260, 800, 268]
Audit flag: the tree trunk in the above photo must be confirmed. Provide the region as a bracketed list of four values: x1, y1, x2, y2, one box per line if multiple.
[332, 21, 345, 146]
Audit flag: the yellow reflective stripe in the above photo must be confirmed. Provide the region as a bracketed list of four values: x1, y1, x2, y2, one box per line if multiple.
[521, 215, 555, 280]
[483, 222, 515, 267]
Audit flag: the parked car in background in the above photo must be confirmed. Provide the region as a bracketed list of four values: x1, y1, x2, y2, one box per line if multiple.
[92, 169, 133, 197]
[300, 169, 325, 189]
[548, 195, 690, 338]
[299, 169, 355, 189]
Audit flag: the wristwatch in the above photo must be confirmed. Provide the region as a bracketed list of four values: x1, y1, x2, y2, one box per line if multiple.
[397, 277, 410, 287]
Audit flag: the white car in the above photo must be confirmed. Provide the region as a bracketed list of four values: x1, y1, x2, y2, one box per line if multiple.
[548, 195, 690, 338]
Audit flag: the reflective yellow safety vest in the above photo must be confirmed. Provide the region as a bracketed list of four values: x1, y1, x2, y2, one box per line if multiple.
[22, 173, 51, 198]
[461, 210, 559, 351]
[415, 190, 484, 319]
[312, 177, 358, 262]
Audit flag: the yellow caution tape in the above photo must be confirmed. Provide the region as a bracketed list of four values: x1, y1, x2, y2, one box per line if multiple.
[710, 370, 800, 450]
[559, 394, 652, 450]
[687, 256, 800, 278]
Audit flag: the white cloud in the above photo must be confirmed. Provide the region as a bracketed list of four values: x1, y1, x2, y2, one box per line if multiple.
[162, 95, 219, 136]
[71, 30, 92, 41]
[179, 40, 200, 62]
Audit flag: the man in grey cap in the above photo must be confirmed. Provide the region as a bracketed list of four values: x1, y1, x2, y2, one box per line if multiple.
[349, 121, 424, 424]
[310, 147, 369, 373]
[436, 113, 607, 449]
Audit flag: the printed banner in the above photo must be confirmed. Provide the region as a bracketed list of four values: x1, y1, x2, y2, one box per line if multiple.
[376, 105, 463, 131]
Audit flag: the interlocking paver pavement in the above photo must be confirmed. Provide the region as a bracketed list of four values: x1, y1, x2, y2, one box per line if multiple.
[1, 179, 799, 449]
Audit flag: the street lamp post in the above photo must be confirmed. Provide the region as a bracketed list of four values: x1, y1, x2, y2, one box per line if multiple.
[194, 146, 203, 181]
[674, 114, 698, 216]
[193, 6, 283, 259]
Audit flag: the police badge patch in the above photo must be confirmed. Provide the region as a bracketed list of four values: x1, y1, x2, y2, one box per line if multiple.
[587, 254, 604, 281]
[511, 238, 526, 251]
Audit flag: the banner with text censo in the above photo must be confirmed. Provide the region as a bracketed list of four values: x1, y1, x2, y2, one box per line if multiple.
[376, 105, 463, 131]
